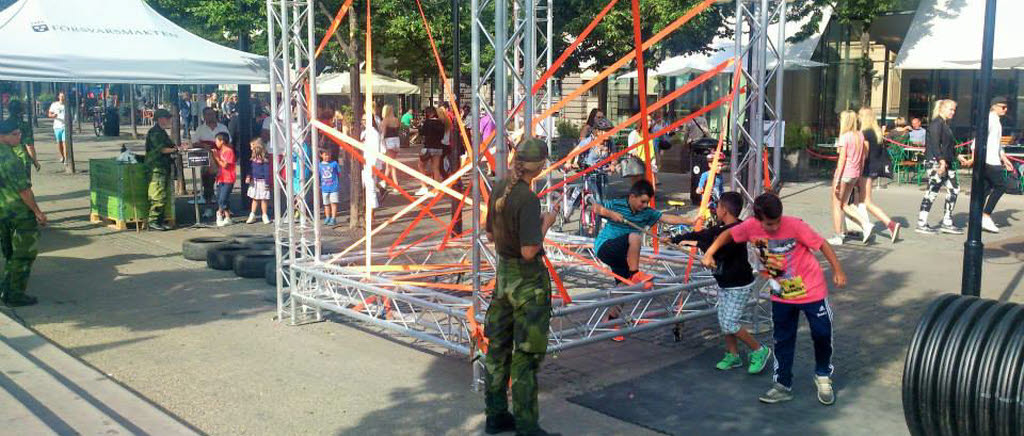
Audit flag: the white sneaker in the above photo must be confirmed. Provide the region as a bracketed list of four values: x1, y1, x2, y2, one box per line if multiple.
[814, 375, 836, 405]
[246, 213, 257, 224]
[262, 215, 272, 224]
[216, 216, 226, 227]
[414, 187, 428, 196]
[981, 215, 1000, 233]
[826, 235, 844, 245]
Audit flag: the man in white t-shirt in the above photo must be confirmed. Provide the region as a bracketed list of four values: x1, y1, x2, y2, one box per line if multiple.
[908, 117, 926, 145]
[48, 92, 67, 164]
[970, 97, 1015, 233]
[195, 107, 230, 218]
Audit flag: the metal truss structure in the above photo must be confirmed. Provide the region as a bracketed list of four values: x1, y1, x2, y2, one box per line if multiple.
[266, 0, 323, 323]
[265, 0, 781, 389]
[729, 0, 786, 200]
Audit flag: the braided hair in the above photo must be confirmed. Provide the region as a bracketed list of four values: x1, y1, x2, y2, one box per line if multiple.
[494, 159, 544, 213]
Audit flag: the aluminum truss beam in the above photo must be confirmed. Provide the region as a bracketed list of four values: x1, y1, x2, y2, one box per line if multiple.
[729, 0, 785, 200]
[267, 0, 321, 323]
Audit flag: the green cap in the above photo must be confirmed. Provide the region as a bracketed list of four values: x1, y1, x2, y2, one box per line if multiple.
[515, 138, 549, 163]
[0, 118, 18, 134]
[154, 108, 173, 120]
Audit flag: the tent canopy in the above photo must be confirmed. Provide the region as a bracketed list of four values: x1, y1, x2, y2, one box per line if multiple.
[895, 0, 1024, 70]
[224, 72, 420, 95]
[0, 0, 268, 84]
[616, 7, 830, 80]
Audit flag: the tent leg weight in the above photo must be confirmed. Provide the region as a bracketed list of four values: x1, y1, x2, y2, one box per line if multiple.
[902, 294, 1024, 436]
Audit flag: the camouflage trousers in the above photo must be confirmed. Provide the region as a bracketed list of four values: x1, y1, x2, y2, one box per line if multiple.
[484, 257, 552, 434]
[0, 216, 39, 298]
[148, 169, 173, 223]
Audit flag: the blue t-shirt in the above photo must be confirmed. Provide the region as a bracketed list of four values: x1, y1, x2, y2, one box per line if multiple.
[697, 171, 722, 200]
[319, 161, 340, 193]
[593, 198, 663, 252]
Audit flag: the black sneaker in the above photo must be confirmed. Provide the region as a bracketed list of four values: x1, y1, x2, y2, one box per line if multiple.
[2, 293, 38, 307]
[940, 224, 964, 235]
[484, 412, 516, 434]
[914, 223, 937, 235]
[148, 222, 167, 231]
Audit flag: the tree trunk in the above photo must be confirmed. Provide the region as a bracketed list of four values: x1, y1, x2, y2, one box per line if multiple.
[348, 10, 363, 229]
[597, 77, 609, 115]
[860, 21, 872, 109]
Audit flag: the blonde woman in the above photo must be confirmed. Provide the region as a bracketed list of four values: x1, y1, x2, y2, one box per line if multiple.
[381, 105, 402, 188]
[857, 108, 900, 242]
[917, 99, 966, 234]
[829, 110, 870, 245]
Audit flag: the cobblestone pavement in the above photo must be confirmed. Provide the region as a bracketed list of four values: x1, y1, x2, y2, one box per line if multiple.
[6, 122, 1023, 434]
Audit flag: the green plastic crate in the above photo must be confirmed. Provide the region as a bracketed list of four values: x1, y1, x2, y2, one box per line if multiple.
[89, 159, 173, 228]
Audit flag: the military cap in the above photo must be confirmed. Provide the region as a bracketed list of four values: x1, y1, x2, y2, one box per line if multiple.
[0, 118, 18, 134]
[515, 138, 549, 163]
[154, 108, 173, 119]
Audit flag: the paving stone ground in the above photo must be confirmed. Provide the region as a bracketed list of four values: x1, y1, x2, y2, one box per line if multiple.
[3, 121, 1022, 434]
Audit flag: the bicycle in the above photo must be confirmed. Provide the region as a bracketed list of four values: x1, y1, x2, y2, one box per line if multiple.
[557, 171, 608, 238]
[91, 106, 104, 137]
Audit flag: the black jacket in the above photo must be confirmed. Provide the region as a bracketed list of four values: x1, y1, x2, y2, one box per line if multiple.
[925, 117, 955, 163]
[671, 222, 754, 289]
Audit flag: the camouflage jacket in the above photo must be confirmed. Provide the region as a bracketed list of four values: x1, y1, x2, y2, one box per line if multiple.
[144, 124, 174, 172]
[0, 144, 32, 220]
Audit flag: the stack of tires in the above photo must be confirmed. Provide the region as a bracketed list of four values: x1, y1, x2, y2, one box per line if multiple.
[902, 294, 1024, 435]
[182, 234, 280, 286]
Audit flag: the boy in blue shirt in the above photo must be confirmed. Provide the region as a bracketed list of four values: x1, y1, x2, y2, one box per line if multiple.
[319, 149, 341, 226]
[696, 152, 724, 206]
[594, 180, 694, 287]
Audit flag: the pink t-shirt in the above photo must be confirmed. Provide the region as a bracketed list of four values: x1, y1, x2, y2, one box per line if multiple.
[838, 131, 865, 179]
[730, 216, 827, 304]
[215, 146, 237, 184]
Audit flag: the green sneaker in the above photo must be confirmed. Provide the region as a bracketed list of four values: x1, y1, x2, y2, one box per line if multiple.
[715, 352, 742, 370]
[748, 346, 772, 374]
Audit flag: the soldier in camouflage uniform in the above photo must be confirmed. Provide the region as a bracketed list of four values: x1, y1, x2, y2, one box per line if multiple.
[145, 109, 179, 231]
[5, 100, 41, 180]
[483, 139, 558, 436]
[0, 119, 47, 307]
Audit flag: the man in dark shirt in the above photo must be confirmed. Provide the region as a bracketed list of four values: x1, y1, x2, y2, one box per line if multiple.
[665, 192, 770, 374]
[483, 138, 558, 436]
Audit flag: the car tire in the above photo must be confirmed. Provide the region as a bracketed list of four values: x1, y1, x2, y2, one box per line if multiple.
[234, 250, 276, 278]
[231, 233, 275, 245]
[207, 245, 254, 270]
[183, 237, 234, 261]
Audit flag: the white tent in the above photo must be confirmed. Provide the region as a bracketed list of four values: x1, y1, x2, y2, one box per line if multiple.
[224, 72, 420, 95]
[0, 0, 268, 84]
[895, 0, 1024, 70]
[617, 8, 831, 80]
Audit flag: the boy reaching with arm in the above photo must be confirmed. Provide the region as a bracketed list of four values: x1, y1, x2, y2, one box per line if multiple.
[662, 192, 771, 374]
[592, 180, 693, 288]
[702, 192, 846, 406]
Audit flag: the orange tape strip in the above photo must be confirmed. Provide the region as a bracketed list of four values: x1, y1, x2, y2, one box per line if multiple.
[534, 58, 733, 182]
[532, 0, 717, 129]
[544, 239, 635, 285]
[542, 255, 572, 304]
[538, 92, 735, 198]
[315, 0, 355, 58]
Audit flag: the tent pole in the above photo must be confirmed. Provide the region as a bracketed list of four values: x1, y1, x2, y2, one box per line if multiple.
[64, 83, 76, 174]
[169, 85, 185, 194]
[130, 85, 138, 139]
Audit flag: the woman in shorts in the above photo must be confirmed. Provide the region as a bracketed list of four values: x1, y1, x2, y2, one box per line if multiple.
[829, 110, 869, 245]
[381, 105, 402, 189]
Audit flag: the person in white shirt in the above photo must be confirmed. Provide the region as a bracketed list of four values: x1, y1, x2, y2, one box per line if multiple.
[48, 92, 67, 164]
[195, 107, 230, 218]
[968, 97, 1015, 233]
[908, 117, 926, 145]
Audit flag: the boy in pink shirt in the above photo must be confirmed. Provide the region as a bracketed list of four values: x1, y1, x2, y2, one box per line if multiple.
[702, 192, 846, 406]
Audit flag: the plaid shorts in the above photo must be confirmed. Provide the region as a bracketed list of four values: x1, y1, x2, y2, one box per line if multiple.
[717, 282, 755, 334]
